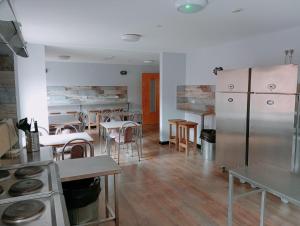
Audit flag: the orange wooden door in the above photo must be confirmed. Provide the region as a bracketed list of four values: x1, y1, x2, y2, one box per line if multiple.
[142, 73, 160, 125]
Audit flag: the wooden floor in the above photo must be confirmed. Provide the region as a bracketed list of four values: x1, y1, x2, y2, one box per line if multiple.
[89, 125, 300, 226]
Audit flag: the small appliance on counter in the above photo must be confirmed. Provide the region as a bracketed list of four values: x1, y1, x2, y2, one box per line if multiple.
[16, 118, 40, 153]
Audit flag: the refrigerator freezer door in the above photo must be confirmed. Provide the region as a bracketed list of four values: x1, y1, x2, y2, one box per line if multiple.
[251, 64, 298, 94]
[249, 94, 295, 170]
[216, 68, 249, 93]
[216, 92, 248, 169]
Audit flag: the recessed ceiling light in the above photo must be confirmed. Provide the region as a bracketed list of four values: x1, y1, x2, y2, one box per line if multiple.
[175, 0, 208, 14]
[121, 34, 142, 42]
[144, 60, 155, 64]
[58, 55, 71, 60]
[232, 8, 244, 13]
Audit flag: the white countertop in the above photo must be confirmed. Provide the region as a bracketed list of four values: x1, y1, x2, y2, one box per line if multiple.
[230, 165, 300, 206]
[57, 155, 121, 182]
[100, 121, 141, 129]
[39, 132, 93, 147]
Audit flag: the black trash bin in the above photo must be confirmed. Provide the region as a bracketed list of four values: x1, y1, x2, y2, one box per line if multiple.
[200, 129, 216, 160]
[62, 177, 101, 225]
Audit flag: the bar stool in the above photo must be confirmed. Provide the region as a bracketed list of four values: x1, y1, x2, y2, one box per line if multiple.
[88, 110, 100, 132]
[178, 121, 198, 156]
[168, 119, 186, 150]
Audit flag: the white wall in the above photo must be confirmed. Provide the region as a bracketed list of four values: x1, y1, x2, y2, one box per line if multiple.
[15, 44, 48, 141]
[46, 61, 159, 110]
[185, 26, 300, 143]
[160, 52, 186, 142]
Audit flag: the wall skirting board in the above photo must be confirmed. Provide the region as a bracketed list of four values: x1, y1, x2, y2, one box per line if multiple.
[159, 141, 201, 150]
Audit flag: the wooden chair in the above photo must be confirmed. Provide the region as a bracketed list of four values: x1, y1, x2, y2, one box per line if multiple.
[88, 110, 99, 132]
[168, 119, 186, 150]
[178, 121, 198, 156]
[114, 121, 141, 164]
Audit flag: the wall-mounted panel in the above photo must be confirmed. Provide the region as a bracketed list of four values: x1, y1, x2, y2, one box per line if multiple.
[47, 86, 128, 106]
[0, 56, 17, 122]
[177, 85, 215, 115]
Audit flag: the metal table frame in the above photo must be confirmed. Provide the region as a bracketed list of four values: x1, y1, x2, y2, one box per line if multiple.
[228, 166, 300, 226]
[57, 156, 121, 226]
[73, 174, 119, 226]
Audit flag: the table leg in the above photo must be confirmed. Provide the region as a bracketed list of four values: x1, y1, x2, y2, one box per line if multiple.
[260, 190, 266, 226]
[114, 174, 119, 226]
[194, 126, 197, 151]
[228, 173, 234, 226]
[105, 175, 109, 218]
[140, 128, 143, 158]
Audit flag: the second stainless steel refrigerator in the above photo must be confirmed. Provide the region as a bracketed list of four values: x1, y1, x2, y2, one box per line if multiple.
[216, 64, 298, 171]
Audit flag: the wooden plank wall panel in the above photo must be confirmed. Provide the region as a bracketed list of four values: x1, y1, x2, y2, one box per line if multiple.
[177, 85, 215, 115]
[47, 86, 128, 106]
[0, 56, 17, 122]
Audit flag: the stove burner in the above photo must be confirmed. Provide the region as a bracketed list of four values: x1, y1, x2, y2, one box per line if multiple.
[0, 185, 3, 195]
[8, 179, 43, 197]
[2, 200, 45, 224]
[14, 166, 43, 179]
[0, 170, 10, 181]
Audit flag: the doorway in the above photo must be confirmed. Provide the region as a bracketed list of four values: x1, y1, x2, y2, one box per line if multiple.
[142, 73, 160, 125]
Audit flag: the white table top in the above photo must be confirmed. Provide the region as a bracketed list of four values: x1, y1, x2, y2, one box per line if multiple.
[230, 165, 300, 206]
[49, 114, 81, 126]
[57, 155, 121, 182]
[100, 121, 141, 129]
[39, 132, 93, 147]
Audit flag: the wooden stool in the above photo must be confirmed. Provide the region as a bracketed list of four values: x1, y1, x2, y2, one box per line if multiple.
[168, 119, 186, 150]
[178, 121, 198, 156]
[88, 110, 100, 132]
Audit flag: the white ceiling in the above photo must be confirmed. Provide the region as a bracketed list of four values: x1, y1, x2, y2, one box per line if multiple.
[12, 0, 300, 64]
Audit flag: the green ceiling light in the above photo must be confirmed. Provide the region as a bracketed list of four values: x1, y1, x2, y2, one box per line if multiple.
[175, 0, 209, 14]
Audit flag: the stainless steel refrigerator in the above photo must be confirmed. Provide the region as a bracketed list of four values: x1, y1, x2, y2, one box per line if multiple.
[216, 64, 298, 171]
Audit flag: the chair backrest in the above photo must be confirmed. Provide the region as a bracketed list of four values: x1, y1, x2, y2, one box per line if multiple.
[119, 121, 140, 144]
[133, 111, 142, 123]
[38, 127, 49, 136]
[61, 138, 94, 160]
[78, 112, 88, 131]
[55, 125, 78, 135]
[100, 111, 112, 122]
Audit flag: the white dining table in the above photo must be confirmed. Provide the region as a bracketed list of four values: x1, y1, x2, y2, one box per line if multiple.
[99, 121, 142, 156]
[39, 132, 93, 147]
[57, 155, 121, 226]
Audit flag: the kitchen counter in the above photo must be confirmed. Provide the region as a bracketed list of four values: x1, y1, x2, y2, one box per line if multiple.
[0, 146, 53, 167]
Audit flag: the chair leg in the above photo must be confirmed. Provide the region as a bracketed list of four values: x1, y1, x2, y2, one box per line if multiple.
[135, 141, 141, 162]
[118, 143, 120, 165]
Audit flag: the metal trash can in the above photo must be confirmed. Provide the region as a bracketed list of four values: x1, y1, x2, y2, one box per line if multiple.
[62, 177, 101, 225]
[200, 129, 216, 161]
